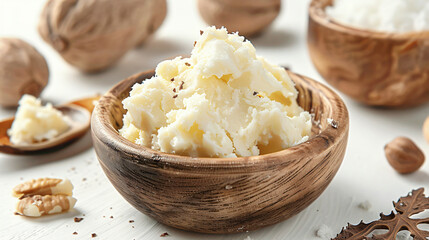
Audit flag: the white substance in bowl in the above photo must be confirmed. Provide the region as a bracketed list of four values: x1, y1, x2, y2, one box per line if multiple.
[119, 27, 311, 158]
[326, 0, 429, 33]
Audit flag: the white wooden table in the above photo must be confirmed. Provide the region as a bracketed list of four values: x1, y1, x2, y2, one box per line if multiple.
[1, 0, 428, 239]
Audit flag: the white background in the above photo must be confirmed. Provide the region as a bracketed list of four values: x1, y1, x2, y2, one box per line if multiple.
[1, 0, 428, 239]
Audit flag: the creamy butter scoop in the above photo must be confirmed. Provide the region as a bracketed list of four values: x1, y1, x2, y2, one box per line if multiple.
[0, 95, 99, 154]
[119, 27, 311, 158]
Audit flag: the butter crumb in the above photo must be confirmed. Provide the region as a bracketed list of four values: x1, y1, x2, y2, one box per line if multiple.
[397, 231, 412, 240]
[315, 224, 333, 239]
[327, 118, 338, 129]
[358, 200, 372, 211]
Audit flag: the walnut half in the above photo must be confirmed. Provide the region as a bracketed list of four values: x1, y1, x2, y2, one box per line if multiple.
[13, 178, 76, 217]
[16, 195, 77, 217]
[12, 178, 73, 198]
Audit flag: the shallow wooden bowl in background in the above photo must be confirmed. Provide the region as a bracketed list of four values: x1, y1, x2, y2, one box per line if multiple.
[91, 69, 349, 233]
[308, 0, 429, 107]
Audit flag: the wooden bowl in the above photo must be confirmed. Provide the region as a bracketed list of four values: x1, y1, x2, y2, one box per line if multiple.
[197, 0, 281, 37]
[308, 0, 429, 107]
[91, 69, 349, 233]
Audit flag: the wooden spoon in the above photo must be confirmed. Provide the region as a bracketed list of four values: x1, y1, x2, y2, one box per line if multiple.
[0, 95, 100, 154]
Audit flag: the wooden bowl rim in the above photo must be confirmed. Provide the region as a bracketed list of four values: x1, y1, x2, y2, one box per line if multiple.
[92, 69, 349, 171]
[309, 0, 429, 40]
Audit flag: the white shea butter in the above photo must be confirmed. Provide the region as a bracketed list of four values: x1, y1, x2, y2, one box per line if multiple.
[326, 0, 429, 33]
[119, 27, 311, 158]
[8, 95, 70, 145]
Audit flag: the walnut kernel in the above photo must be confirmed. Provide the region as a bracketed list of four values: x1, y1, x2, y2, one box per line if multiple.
[13, 178, 76, 217]
[16, 195, 77, 217]
[13, 178, 73, 198]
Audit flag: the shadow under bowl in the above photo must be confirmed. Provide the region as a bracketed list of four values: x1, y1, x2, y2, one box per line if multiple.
[91, 69, 349, 233]
[308, 0, 429, 107]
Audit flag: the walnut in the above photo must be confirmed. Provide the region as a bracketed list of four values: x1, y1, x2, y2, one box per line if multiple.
[0, 38, 49, 107]
[12, 178, 73, 198]
[13, 178, 76, 217]
[197, 0, 281, 37]
[38, 0, 167, 72]
[16, 195, 77, 217]
[385, 137, 425, 174]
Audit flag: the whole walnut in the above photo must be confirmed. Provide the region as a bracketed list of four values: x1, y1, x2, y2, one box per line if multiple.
[385, 137, 425, 174]
[38, 0, 167, 73]
[0, 38, 49, 107]
[197, 0, 281, 37]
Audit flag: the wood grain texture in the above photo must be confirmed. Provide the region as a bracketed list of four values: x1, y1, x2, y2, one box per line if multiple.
[308, 0, 429, 107]
[91, 69, 349, 234]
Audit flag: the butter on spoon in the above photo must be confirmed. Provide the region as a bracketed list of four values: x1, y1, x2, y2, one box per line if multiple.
[0, 95, 99, 154]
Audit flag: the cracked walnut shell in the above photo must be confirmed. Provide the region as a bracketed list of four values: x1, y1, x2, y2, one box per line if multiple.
[38, 0, 167, 72]
[0, 38, 49, 107]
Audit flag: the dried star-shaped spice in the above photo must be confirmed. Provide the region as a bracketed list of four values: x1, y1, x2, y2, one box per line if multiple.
[334, 188, 429, 240]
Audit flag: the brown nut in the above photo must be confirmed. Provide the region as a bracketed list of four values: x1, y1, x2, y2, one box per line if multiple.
[38, 0, 167, 72]
[12, 178, 73, 198]
[0, 38, 49, 107]
[197, 0, 281, 37]
[385, 137, 425, 174]
[424, 117, 429, 143]
[16, 195, 77, 217]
